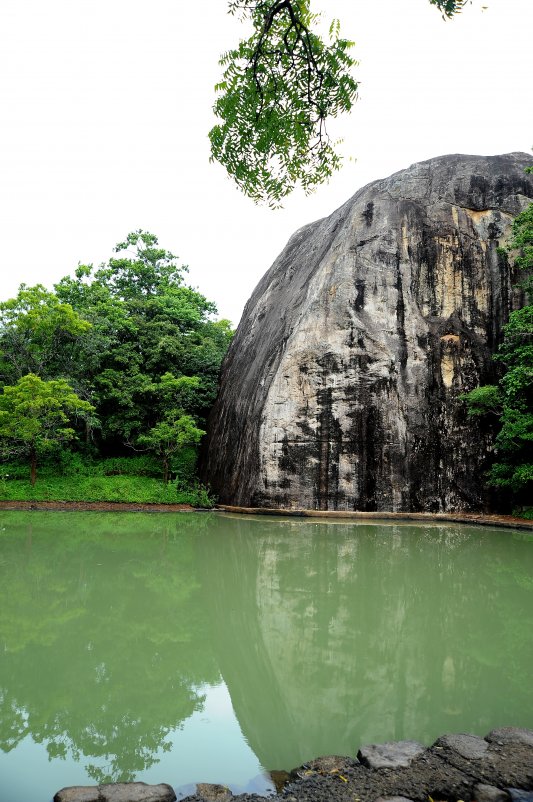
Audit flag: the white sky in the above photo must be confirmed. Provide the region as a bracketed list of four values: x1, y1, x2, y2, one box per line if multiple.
[0, 0, 532, 326]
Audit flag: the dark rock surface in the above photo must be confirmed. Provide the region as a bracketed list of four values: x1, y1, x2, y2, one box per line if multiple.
[474, 783, 510, 802]
[434, 733, 490, 760]
[373, 797, 415, 802]
[357, 741, 426, 769]
[202, 153, 533, 512]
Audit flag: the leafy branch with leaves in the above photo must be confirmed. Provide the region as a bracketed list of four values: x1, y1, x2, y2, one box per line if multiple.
[210, 0, 358, 205]
[210, 0, 467, 204]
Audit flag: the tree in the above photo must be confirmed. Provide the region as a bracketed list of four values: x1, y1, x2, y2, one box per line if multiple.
[0, 374, 96, 485]
[54, 231, 233, 450]
[0, 232, 232, 489]
[462, 200, 533, 511]
[136, 413, 205, 485]
[0, 284, 92, 384]
[211, 0, 468, 204]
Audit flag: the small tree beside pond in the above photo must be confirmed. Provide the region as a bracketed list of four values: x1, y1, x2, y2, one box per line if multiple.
[136, 412, 205, 485]
[0, 373, 96, 485]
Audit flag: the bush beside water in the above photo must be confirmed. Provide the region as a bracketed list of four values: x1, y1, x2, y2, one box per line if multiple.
[0, 452, 214, 507]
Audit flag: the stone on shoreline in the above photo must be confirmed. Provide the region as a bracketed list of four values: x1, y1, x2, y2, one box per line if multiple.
[474, 783, 510, 802]
[290, 754, 359, 779]
[195, 784, 233, 801]
[434, 733, 490, 760]
[487, 729, 533, 747]
[54, 782, 176, 802]
[357, 740, 426, 769]
[54, 728, 533, 802]
[507, 790, 533, 802]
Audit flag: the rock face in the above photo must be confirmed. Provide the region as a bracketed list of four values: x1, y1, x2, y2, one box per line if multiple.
[203, 153, 533, 512]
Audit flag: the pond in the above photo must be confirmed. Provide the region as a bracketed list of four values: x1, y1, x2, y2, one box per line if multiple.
[0, 511, 532, 802]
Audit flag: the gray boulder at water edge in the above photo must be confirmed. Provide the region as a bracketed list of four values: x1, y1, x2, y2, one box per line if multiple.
[202, 153, 533, 512]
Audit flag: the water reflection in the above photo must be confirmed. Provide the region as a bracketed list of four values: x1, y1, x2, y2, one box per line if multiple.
[201, 517, 533, 768]
[0, 513, 218, 783]
[0, 512, 532, 790]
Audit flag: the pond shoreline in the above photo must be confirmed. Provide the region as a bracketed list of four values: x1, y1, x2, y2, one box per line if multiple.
[217, 505, 533, 530]
[0, 500, 532, 530]
[54, 728, 533, 802]
[0, 499, 198, 512]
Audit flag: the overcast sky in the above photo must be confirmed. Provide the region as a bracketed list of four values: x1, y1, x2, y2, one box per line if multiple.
[1, 0, 532, 326]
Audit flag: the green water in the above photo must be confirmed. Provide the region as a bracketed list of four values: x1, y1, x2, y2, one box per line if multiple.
[0, 512, 532, 802]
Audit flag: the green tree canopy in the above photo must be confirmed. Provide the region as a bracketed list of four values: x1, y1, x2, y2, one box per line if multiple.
[136, 412, 205, 484]
[0, 374, 96, 485]
[0, 284, 92, 383]
[54, 231, 232, 449]
[0, 231, 232, 485]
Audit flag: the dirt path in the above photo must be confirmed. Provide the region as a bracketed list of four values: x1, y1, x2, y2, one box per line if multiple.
[0, 500, 198, 512]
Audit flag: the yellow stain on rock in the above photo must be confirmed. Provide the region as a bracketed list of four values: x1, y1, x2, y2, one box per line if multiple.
[452, 206, 459, 227]
[440, 335, 461, 389]
[441, 334, 460, 345]
[463, 208, 494, 226]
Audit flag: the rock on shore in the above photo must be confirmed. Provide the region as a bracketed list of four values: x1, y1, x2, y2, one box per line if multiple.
[55, 728, 533, 802]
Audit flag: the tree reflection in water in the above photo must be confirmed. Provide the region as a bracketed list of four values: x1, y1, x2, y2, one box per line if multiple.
[0, 512, 219, 782]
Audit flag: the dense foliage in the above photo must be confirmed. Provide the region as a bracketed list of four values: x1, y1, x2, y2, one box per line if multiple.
[462, 201, 533, 515]
[211, 0, 467, 204]
[0, 231, 232, 496]
[0, 374, 95, 485]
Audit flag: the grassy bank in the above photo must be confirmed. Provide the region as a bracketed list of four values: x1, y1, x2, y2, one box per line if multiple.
[0, 455, 214, 507]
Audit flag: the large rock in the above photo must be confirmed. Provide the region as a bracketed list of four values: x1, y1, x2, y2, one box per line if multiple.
[54, 783, 176, 802]
[202, 153, 533, 512]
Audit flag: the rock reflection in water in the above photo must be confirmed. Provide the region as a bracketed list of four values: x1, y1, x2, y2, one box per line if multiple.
[200, 516, 533, 770]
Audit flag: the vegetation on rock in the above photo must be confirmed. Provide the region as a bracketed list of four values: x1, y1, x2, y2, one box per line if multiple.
[462, 199, 533, 517]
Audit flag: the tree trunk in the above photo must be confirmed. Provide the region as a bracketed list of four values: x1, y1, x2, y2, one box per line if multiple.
[30, 449, 37, 486]
[162, 456, 169, 485]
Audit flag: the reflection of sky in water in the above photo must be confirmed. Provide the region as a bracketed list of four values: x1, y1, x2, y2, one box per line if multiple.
[0, 682, 273, 802]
